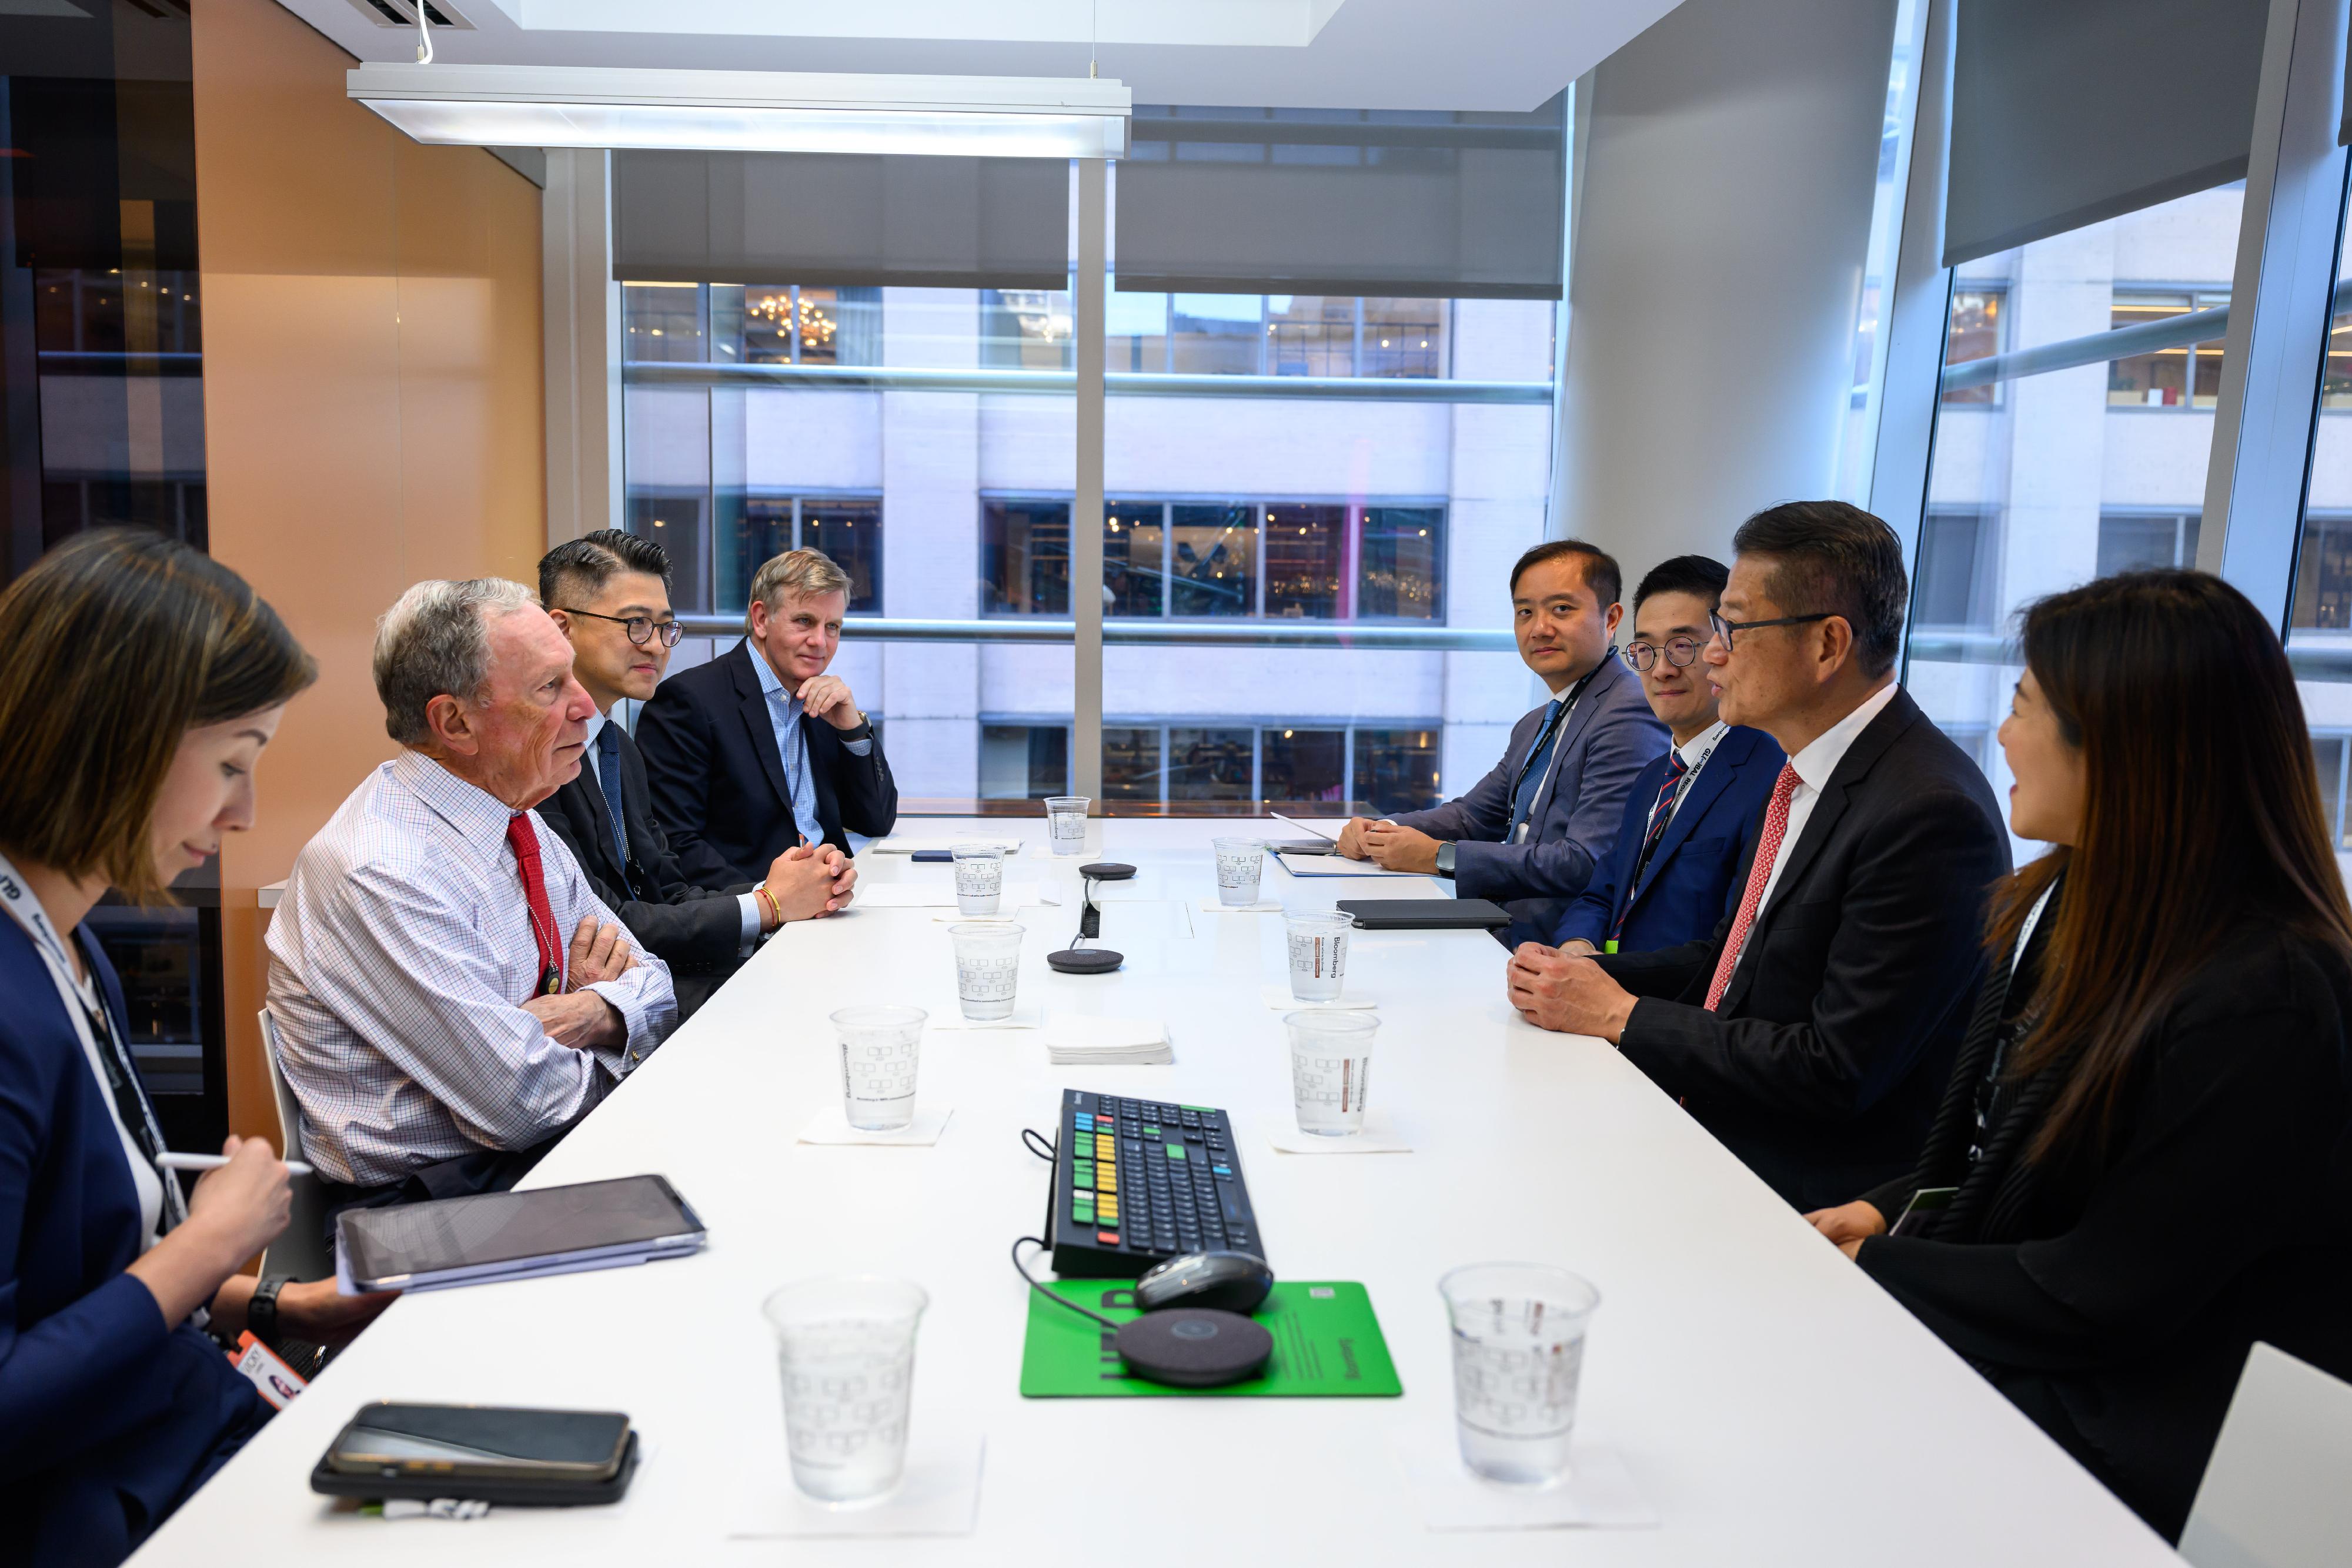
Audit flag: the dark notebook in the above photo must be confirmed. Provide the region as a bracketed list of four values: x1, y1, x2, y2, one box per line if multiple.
[1337, 898, 1511, 931]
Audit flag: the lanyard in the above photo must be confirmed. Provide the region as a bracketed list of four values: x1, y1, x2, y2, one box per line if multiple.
[1616, 724, 1730, 929]
[2012, 878, 2057, 981]
[1509, 656, 1610, 844]
[1652, 722, 1728, 831]
[0, 848, 185, 1231]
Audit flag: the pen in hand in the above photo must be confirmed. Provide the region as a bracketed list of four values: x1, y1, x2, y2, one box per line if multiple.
[158, 1151, 314, 1178]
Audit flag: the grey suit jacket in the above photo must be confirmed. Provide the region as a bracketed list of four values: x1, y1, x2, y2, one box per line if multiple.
[1388, 652, 1669, 938]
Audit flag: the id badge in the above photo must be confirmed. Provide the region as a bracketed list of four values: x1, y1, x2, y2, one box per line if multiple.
[228, 1331, 308, 1410]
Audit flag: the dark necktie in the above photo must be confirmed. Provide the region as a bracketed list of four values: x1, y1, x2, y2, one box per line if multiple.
[596, 722, 635, 898]
[506, 813, 565, 997]
[1612, 751, 1690, 944]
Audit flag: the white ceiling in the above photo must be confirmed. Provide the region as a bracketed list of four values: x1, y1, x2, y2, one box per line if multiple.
[280, 0, 1683, 112]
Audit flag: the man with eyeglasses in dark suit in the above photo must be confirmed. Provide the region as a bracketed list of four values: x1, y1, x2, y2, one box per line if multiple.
[537, 531, 852, 1018]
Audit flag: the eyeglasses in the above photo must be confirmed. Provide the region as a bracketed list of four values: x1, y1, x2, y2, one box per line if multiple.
[1622, 637, 1702, 672]
[559, 607, 684, 647]
[1707, 609, 1835, 651]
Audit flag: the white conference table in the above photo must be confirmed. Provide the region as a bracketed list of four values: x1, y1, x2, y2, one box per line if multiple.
[137, 817, 2181, 1566]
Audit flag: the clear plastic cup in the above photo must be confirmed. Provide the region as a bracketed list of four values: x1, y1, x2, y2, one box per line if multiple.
[948, 921, 1024, 1022]
[1211, 837, 1267, 907]
[1044, 795, 1090, 856]
[950, 842, 1005, 917]
[1285, 1009, 1378, 1135]
[830, 1005, 924, 1131]
[1284, 909, 1354, 1002]
[763, 1276, 928, 1506]
[1438, 1263, 1602, 1489]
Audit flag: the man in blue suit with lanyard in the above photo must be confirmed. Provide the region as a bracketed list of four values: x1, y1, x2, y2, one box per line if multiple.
[1337, 540, 1669, 945]
[1547, 555, 1785, 957]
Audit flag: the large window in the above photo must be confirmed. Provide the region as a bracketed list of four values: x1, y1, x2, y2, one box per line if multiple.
[980, 720, 1444, 814]
[727, 494, 883, 613]
[1906, 185, 2246, 855]
[980, 496, 1446, 622]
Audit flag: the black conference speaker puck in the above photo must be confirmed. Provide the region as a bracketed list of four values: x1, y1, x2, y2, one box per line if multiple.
[1114, 1309, 1273, 1388]
[1047, 947, 1124, 974]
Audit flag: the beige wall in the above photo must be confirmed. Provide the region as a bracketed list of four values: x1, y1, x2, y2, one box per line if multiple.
[193, 0, 544, 1145]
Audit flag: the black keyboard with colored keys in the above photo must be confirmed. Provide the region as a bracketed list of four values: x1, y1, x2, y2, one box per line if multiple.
[1045, 1089, 1264, 1278]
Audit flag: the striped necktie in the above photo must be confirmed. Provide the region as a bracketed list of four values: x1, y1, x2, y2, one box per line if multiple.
[1703, 762, 1800, 1012]
[1611, 752, 1690, 945]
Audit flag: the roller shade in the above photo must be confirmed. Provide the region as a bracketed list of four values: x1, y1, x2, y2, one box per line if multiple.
[1945, 0, 2266, 267]
[612, 150, 1068, 289]
[1112, 97, 1566, 300]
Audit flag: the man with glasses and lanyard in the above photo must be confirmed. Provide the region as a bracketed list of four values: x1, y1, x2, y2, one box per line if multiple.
[1337, 539, 1669, 947]
[538, 532, 854, 1019]
[1507, 503, 2009, 1211]
[1543, 555, 1786, 958]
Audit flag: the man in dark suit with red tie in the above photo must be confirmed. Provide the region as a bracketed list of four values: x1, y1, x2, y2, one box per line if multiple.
[1508, 503, 2010, 1211]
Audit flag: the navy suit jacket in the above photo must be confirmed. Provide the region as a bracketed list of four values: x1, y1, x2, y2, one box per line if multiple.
[1553, 724, 1786, 955]
[1387, 653, 1669, 941]
[637, 638, 900, 891]
[0, 916, 268, 1566]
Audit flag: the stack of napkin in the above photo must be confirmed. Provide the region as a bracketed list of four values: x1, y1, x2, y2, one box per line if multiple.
[1040, 1015, 1172, 1066]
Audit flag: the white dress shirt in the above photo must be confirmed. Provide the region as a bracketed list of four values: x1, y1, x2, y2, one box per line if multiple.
[583, 708, 762, 951]
[266, 750, 679, 1189]
[1661, 719, 1731, 830]
[1750, 681, 1901, 918]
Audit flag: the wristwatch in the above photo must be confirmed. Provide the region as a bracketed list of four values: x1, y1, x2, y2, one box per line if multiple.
[249, 1273, 291, 1345]
[1435, 842, 1456, 879]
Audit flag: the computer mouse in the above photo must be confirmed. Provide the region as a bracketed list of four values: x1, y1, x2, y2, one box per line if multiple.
[1134, 1250, 1275, 1315]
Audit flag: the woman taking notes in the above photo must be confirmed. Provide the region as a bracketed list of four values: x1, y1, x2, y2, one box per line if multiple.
[0, 531, 385, 1565]
[1807, 570, 2352, 1539]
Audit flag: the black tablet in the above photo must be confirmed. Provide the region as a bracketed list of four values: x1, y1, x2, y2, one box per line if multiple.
[1337, 898, 1511, 931]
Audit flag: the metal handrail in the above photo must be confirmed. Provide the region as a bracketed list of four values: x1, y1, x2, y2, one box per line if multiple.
[673, 613, 1515, 652]
[624, 360, 1553, 404]
[1911, 625, 2352, 682]
[1940, 277, 2352, 394]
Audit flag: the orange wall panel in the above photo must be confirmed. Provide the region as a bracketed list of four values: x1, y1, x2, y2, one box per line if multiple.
[192, 0, 544, 1147]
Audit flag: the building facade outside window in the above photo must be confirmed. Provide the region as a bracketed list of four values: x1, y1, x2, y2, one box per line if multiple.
[980, 720, 1444, 813]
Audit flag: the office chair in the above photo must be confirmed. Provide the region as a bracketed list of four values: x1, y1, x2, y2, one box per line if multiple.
[2177, 1342, 2352, 1568]
[255, 1009, 333, 1284]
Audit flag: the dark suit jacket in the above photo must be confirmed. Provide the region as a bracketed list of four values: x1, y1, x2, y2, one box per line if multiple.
[536, 717, 753, 1019]
[1387, 653, 1668, 941]
[1857, 920, 2352, 1542]
[636, 638, 899, 890]
[1596, 687, 2010, 1211]
[1553, 724, 1786, 955]
[0, 918, 269, 1567]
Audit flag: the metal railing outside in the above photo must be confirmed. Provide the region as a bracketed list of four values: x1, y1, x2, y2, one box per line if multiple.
[1912, 625, 2352, 682]
[1939, 278, 2352, 396]
[673, 613, 1516, 652]
[625, 360, 1553, 405]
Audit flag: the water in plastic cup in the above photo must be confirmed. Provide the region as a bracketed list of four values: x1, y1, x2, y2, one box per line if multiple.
[1044, 795, 1090, 856]
[1285, 910, 1354, 1002]
[950, 842, 1005, 917]
[830, 1005, 924, 1131]
[1286, 1009, 1377, 1135]
[1211, 837, 1266, 907]
[763, 1276, 928, 1506]
[948, 921, 1024, 1022]
[1438, 1263, 1601, 1489]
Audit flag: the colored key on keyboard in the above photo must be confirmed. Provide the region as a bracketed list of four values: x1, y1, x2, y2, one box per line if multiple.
[1046, 1089, 1262, 1279]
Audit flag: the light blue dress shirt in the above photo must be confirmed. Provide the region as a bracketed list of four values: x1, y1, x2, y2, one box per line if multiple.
[749, 644, 874, 848]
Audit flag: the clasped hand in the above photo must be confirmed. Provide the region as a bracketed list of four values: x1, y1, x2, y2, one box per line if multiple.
[765, 842, 857, 923]
[1335, 815, 1441, 874]
[1505, 942, 1638, 1042]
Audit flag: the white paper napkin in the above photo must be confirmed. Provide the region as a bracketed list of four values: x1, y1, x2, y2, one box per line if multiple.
[726, 1429, 985, 1539]
[795, 1104, 954, 1146]
[927, 1001, 1045, 1031]
[1265, 1111, 1412, 1154]
[857, 882, 1055, 911]
[1040, 1015, 1172, 1065]
[1388, 1432, 1656, 1530]
[1259, 985, 1377, 1011]
[1198, 898, 1284, 914]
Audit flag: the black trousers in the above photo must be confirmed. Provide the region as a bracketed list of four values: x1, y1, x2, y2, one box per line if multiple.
[318, 1135, 562, 1249]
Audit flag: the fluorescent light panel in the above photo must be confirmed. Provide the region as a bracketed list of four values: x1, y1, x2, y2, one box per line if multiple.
[348, 63, 1131, 158]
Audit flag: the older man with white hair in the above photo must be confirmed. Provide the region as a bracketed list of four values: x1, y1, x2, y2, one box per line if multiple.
[268, 578, 677, 1218]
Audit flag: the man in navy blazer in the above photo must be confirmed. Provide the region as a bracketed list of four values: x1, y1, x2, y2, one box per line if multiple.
[1338, 540, 1669, 945]
[638, 547, 898, 890]
[1553, 556, 1785, 956]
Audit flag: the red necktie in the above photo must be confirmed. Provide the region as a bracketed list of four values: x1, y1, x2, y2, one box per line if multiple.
[1703, 763, 1800, 1012]
[506, 813, 564, 997]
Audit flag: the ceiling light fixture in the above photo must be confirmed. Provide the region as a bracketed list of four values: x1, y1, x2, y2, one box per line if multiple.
[347, 63, 1131, 159]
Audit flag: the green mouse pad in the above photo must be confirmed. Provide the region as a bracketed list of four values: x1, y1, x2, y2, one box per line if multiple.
[1020, 1281, 1402, 1398]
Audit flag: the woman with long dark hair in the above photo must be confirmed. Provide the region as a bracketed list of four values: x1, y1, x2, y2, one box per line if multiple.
[0, 531, 388, 1565]
[1806, 569, 2352, 1539]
